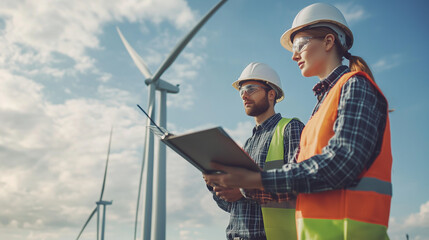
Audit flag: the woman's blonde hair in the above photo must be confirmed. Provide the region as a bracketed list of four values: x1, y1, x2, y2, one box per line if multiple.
[299, 27, 375, 81]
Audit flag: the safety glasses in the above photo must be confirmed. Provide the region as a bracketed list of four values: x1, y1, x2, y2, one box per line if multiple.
[239, 84, 270, 97]
[292, 36, 321, 53]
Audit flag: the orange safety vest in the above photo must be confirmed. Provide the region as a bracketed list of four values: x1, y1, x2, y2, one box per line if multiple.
[296, 71, 392, 240]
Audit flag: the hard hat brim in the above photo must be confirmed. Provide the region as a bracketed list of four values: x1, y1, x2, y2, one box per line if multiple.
[280, 19, 353, 52]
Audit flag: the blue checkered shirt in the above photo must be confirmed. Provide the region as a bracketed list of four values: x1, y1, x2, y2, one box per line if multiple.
[210, 113, 304, 239]
[261, 65, 388, 194]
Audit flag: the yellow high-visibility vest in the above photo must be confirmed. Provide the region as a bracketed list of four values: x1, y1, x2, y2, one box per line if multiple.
[261, 117, 297, 240]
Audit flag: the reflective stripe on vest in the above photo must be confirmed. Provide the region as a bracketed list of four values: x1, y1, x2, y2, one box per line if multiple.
[348, 177, 392, 196]
[261, 118, 298, 240]
[296, 71, 392, 240]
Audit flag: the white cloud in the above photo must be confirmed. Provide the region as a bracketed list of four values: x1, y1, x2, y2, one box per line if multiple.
[388, 201, 429, 240]
[0, 0, 197, 77]
[373, 54, 401, 73]
[97, 85, 137, 104]
[404, 201, 429, 228]
[155, 41, 208, 110]
[0, 68, 146, 237]
[335, 2, 368, 25]
[0, 69, 43, 110]
[167, 84, 196, 110]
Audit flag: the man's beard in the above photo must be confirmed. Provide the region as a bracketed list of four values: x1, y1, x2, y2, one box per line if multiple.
[245, 94, 270, 116]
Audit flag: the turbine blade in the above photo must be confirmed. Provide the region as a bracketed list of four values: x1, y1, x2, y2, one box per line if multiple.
[117, 27, 153, 79]
[76, 207, 97, 240]
[99, 127, 113, 201]
[150, 0, 228, 84]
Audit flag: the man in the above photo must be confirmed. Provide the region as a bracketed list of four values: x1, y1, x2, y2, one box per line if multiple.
[207, 62, 304, 240]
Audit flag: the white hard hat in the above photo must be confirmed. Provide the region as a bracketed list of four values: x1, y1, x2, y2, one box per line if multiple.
[232, 62, 284, 103]
[280, 3, 353, 52]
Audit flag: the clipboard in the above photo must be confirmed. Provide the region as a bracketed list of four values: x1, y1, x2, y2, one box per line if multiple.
[137, 104, 261, 174]
[162, 127, 261, 173]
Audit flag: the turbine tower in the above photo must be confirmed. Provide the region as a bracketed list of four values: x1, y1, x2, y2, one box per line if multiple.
[76, 128, 113, 240]
[117, 1, 227, 240]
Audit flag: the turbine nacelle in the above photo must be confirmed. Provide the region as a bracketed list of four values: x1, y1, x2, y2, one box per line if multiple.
[144, 78, 179, 94]
[155, 79, 180, 94]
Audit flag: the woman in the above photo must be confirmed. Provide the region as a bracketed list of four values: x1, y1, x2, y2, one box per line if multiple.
[204, 3, 392, 239]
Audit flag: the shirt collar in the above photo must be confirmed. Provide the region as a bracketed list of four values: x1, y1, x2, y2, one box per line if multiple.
[253, 113, 282, 133]
[312, 65, 350, 97]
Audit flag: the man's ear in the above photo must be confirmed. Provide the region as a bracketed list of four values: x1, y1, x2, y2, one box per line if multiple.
[268, 89, 276, 102]
[324, 33, 336, 51]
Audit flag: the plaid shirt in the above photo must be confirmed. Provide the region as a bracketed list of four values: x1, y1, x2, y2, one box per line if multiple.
[210, 113, 304, 239]
[261, 65, 388, 194]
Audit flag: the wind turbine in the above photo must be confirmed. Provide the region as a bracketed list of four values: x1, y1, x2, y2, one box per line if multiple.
[117, 1, 228, 240]
[76, 129, 113, 240]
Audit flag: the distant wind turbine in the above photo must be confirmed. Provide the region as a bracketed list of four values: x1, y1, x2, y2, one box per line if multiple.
[117, 1, 228, 240]
[76, 129, 113, 240]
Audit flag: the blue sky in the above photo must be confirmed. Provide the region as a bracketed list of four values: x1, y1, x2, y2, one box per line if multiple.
[0, 0, 428, 239]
